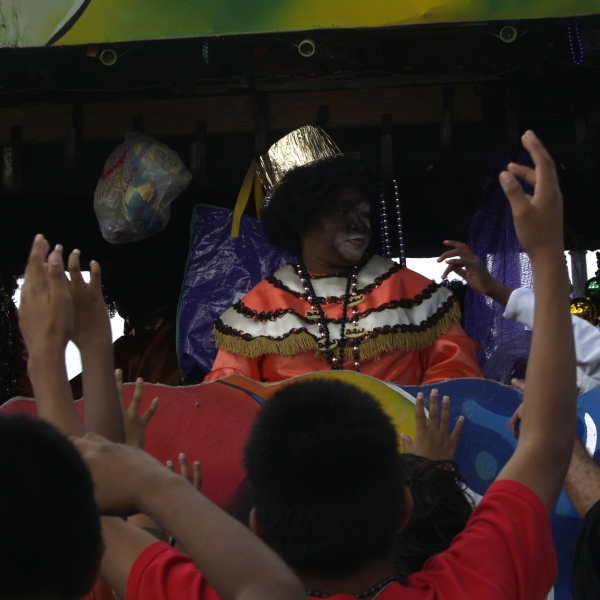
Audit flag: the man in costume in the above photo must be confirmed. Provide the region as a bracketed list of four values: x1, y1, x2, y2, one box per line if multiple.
[206, 126, 482, 384]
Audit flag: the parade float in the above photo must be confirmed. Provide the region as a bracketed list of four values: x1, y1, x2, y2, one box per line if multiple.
[1, 2, 600, 598]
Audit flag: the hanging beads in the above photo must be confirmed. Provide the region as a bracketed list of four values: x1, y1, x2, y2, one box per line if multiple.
[393, 179, 406, 268]
[568, 17, 584, 66]
[379, 182, 391, 258]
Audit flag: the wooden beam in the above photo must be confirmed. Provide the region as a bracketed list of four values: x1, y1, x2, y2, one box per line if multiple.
[0, 84, 483, 145]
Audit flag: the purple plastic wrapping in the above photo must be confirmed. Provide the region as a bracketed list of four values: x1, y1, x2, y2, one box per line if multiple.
[177, 205, 292, 381]
[464, 148, 534, 383]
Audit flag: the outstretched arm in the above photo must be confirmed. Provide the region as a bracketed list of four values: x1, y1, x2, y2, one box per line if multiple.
[495, 131, 577, 514]
[437, 240, 513, 307]
[18, 235, 84, 436]
[74, 433, 306, 600]
[68, 250, 125, 442]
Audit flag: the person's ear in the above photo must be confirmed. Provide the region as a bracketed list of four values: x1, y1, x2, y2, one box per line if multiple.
[397, 487, 414, 532]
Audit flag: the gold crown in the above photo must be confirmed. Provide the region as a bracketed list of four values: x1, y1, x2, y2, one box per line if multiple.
[256, 125, 357, 207]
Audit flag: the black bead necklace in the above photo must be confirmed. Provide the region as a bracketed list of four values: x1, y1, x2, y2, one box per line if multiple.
[295, 261, 361, 371]
[305, 574, 399, 598]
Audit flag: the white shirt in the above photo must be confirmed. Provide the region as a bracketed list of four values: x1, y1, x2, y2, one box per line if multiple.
[503, 287, 600, 393]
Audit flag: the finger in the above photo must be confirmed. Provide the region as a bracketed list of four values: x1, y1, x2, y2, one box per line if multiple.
[519, 130, 558, 187]
[178, 453, 190, 480]
[166, 460, 174, 472]
[506, 163, 536, 188]
[510, 378, 526, 392]
[141, 397, 159, 425]
[440, 395, 451, 430]
[437, 240, 467, 260]
[24, 234, 50, 285]
[129, 378, 145, 414]
[71, 436, 93, 457]
[414, 393, 426, 432]
[442, 239, 464, 249]
[400, 433, 413, 453]
[450, 415, 465, 442]
[89, 259, 102, 290]
[437, 248, 462, 263]
[67, 249, 84, 284]
[115, 369, 125, 408]
[192, 461, 202, 492]
[428, 389, 439, 426]
[499, 171, 530, 218]
[440, 264, 465, 280]
[47, 244, 66, 279]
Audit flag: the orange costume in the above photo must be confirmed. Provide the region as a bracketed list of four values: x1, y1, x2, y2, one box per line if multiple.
[205, 255, 482, 384]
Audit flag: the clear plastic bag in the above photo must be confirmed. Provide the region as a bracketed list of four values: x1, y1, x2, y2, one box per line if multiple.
[94, 132, 192, 244]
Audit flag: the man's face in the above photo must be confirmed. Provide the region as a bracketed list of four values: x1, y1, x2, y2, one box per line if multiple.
[300, 185, 371, 274]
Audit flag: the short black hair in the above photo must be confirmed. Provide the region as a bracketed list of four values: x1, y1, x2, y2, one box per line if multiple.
[394, 454, 474, 582]
[244, 378, 406, 576]
[0, 414, 102, 600]
[261, 158, 379, 255]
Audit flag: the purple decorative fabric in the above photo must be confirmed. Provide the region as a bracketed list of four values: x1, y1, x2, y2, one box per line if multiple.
[177, 205, 292, 381]
[464, 149, 534, 383]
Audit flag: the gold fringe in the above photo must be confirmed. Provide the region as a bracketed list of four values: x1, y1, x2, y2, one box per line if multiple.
[215, 330, 317, 358]
[215, 302, 461, 361]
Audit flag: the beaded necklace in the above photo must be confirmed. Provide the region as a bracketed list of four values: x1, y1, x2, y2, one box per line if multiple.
[295, 261, 364, 371]
[305, 574, 399, 599]
[568, 16, 584, 66]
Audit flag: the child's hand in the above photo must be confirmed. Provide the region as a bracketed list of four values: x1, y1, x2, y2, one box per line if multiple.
[19, 235, 73, 357]
[401, 389, 464, 461]
[67, 249, 112, 351]
[500, 131, 563, 261]
[117, 370, 159, 449]
[166, 454, 202, 492]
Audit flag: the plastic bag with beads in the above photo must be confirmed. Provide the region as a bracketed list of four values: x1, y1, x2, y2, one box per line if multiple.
[94, 132, 192, 244]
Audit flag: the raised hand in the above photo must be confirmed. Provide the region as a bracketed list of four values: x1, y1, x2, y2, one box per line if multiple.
[19, 236, 73, 356]
[499, 130, 563, 262]
[66, 249, 124, 442]
[117, 370, 159, 449]
[18, 235, 83, 436]
[437, 240, 512, 306]
[166, 453, 202, 492]
[401, 389, 464, 461]
[67, 249, 112, 351]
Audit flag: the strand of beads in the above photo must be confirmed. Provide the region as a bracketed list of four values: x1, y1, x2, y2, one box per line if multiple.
[296, 262, 361, 370]
[378, 182, 391, 258]
[568, 17, 584, 65]
[393, 179, 407, 267]
[344, 267, 362, 370]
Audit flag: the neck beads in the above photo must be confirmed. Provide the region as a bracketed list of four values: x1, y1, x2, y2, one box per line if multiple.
[295, 261, 364, 371]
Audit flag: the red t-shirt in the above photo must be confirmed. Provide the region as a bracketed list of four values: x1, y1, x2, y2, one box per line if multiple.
[127, 480, 557, 600]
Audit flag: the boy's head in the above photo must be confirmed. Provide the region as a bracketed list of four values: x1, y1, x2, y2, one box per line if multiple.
[244, 378, 408, 577]
[0, 414, 102, 600]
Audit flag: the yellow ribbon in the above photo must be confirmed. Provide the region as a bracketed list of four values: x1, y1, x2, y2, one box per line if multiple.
[231, 159, 265, 238]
